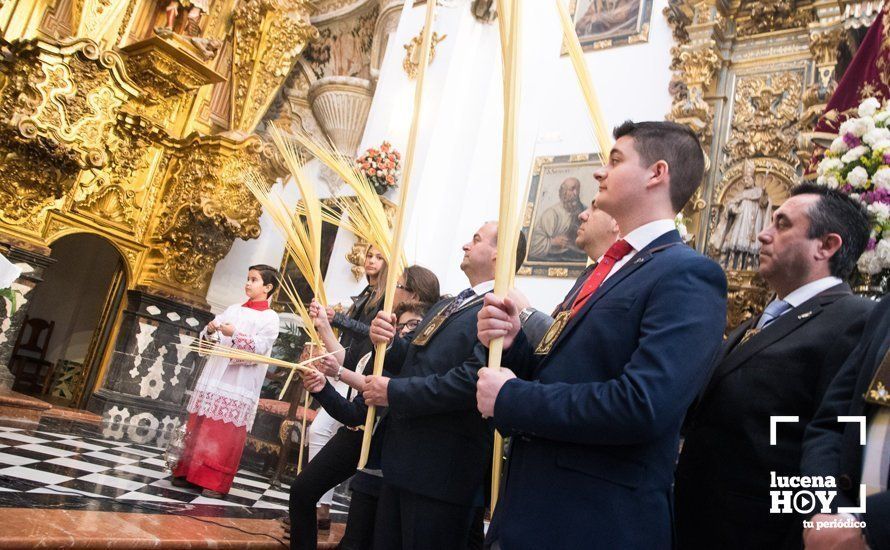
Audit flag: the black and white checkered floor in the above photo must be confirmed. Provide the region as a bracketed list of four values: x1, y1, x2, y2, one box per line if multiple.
[0, 424, 292, 514]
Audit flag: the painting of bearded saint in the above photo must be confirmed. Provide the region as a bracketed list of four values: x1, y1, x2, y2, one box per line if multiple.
[575, 0, 641, 39]
[530, 177, 587, 262]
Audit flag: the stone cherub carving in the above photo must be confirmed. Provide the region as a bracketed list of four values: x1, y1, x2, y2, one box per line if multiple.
[710, 159, 773, 271]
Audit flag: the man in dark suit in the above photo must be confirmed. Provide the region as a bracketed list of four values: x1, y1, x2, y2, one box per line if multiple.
[515, 201, 620, 345]
[800, 297, 890, 550]
[675, 183, 873, 549]
[360, 221, 526, 549]
[475, 121, 727, 549]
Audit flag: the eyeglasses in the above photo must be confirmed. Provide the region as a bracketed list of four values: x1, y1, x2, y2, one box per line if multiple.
[395, 283, 413, 291]
[397, 319, 422, 331]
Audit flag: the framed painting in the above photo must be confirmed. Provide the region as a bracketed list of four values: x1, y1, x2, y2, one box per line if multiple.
[568, 0, 653, 52]
[519, 153, 601, 278]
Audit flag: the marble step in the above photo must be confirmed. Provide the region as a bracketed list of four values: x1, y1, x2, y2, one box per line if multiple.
[0, 388, 51, 426]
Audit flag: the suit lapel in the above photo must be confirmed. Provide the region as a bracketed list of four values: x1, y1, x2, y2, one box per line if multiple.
[709, 285, 851, 386]
[545, 232, 682, 355]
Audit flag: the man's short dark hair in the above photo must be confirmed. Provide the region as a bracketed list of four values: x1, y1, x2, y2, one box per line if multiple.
[790, 183, 870, 279]
[613, 120, 705, 212]
[249, 264, 280, 294]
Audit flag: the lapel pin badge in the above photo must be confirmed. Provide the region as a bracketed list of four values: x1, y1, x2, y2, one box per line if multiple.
[797, 311, 813, 320]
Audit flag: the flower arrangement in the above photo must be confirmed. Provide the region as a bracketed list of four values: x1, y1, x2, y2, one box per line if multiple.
[674, 212, 692, 244]
[816, 97, 890, 275]
[356, 141, 401, 194]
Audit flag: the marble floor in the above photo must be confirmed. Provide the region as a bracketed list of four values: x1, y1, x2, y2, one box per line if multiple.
[0, 416, 299, 548]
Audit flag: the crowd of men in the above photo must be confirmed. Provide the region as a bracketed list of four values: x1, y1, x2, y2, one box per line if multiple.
[293, 120, 890, 550]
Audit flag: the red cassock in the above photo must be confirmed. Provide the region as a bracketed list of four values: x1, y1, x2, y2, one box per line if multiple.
[173, 299, 279, 494]
[173, 413, 248, 493]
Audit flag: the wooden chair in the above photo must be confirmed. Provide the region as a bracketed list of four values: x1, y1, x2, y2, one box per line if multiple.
[269, 380, 312, 488]
[10, 316, 55, 394]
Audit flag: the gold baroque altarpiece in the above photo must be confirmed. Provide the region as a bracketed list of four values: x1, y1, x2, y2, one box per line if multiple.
[0, 0, 317, 307]
[664, 0, 880, 328]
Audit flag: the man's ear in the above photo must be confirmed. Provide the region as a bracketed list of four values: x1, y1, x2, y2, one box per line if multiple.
[816, 233, 843, 262]
[646, 160, 670, 190]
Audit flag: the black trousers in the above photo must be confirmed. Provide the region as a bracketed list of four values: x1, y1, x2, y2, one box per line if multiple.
[339, 488, 379, 550]
[372, 482, 475, 550]
[288, 427, 363, 550]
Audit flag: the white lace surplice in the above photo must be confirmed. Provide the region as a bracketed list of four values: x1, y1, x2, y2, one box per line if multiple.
[188, 304, 279, 431]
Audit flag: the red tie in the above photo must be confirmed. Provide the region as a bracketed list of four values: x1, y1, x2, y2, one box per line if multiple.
[570, 239, 634, 315]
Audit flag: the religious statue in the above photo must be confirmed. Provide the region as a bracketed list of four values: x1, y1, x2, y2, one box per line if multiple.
[159, 0, 210, 37]
[710, 160, 773, 271]
[154, 0, 221, 61]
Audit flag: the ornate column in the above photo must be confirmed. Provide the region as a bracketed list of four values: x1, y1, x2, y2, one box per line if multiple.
[665, 0, 727, 245]
[0, 243, 55, 389]
[797, 1, 845, 170]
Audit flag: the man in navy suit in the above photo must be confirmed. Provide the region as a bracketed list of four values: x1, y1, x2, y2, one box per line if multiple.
[360, 222, 527, 550]
[476, 120, 728, 549]
[800, 297, 890, 550]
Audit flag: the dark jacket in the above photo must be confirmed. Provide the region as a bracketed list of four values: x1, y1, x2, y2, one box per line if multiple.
[801, 295, 890, 550]
[485, 231, 728, 550]
[332, 285, 380, 372]
[676, 283, 875, 550]
[381, 292, 493, 507]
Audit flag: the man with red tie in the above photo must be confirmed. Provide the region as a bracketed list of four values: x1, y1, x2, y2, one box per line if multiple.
[475, 121, 728, 549]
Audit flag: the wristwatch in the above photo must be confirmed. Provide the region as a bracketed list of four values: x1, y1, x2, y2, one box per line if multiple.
[334, 366, 343, 382]
[519, 307, 536, 325]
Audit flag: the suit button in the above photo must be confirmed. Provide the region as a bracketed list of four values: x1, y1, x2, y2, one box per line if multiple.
[838, 474, 852, 490]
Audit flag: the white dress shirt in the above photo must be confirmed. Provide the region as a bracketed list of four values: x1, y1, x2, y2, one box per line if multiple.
[471, 279, 495, 296]
[779, 276, 843, 306]
[596, 218, 677, 283]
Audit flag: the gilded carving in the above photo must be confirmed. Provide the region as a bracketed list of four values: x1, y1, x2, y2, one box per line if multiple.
[0, 140, 77, 227]
[120, 36, 225, 129]
[346, 240, 369, 280]
[664, 1, 724, 150]
[230, 0, 317, 133]
[74, 0, 130, 44]
[737, 0, 811, 38]
[78, 185, 137, 226]
[142, 134, 274, 303]
[724, 72, 803, 166]
[0, 39, 138, 170]
[668, 42, 721, 143]
[725, 270, 769, 331]
[403, 29, 446, 79]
